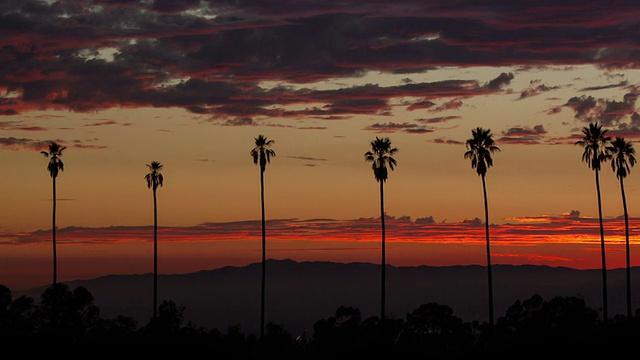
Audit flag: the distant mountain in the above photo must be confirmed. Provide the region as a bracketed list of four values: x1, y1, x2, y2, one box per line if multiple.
[15, 259, 640, 337]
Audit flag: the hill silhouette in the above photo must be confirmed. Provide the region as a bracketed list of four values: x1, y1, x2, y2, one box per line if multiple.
[15, 259, 640, 337]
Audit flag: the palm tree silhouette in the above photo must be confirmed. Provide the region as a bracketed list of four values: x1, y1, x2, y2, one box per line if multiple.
[364, 136, 398, 322]
[464, 127, 500, 327]
[250, 134, 275, 339]
[41, 141, 66, 287]
[576, 122, 611, 324]
[607, 137, 635, 318]
[145, 161, 164, 319]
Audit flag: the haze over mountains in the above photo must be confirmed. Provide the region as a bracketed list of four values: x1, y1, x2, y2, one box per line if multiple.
[15, 259, 640, 336]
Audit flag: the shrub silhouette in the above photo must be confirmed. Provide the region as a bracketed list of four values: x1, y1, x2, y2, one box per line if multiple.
[1, 284, 639, 356]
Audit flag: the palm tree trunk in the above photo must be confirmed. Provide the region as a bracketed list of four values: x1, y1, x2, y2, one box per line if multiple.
[482, 175, 494, 327]
[620, 177, 631, 318]
[595, 169, 608, 324]
[52, 176, 57, 287]
[153, 188, 158, 319]
[379, 180, 386, 322]
[260, 169, 266, 339]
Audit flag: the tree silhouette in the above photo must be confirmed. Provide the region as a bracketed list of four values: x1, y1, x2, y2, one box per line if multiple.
[464, 127, 500, 327]
[576, 122, 611, 324]
[607, 137, 635, 318]
[364, 136, 398, 322]
[145, 161, 164, 319]
[250, 134, 275, 339]
[41, 141, 66, 287]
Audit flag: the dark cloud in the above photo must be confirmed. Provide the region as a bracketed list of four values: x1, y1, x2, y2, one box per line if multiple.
[499, 124, 547, 145]
[564, 95, 599, 120]
[484, 72, 514, 90]
[0, 120, 47, 131]
[417, 116, 460, 124]
[519, 79, 561, 99]
[0, 136, 105, 151]
[406, 99, 435, 111]
[415, 216, 436, 224]
[1, 0, 637, 126]
[564, 92, 637, 127]
[580, 81, 628, 91]
[283, 156, 329, 162]
[564, 210, 581, 219]
[432, 138, 463, 145]
[462, 217, 483, 227]
[429, 98, 464, 112]
[0, 137, 51, 151]
[223, 117, 255, 126]
[83, 120, 121, 127]
[364, 122, 432, 134]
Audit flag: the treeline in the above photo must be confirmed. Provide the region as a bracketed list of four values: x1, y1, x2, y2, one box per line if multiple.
[1, 283, 638, 357]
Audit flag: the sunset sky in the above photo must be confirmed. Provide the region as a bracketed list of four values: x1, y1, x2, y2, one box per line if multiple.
[2, 0, 640, 291]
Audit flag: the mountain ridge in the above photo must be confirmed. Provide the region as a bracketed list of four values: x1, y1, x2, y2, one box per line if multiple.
[14, 259, 640, 337]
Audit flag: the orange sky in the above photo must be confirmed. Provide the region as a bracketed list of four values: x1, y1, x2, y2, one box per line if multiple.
[2, 1, 640, 291]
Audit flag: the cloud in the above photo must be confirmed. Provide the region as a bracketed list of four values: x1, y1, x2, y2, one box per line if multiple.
[563, 93, 637, 126]
[498, 124, 548, 145]
[0, 137, 52, 151]
[0, 137, 106, 151]
[3, 1, 639, 124]
[563, 210, 581, 219]
[406, 99, 435, 111]
[223, 117, 255, 126]
[83, 120, 121, 127]
[519, 79, 561, 99]
[484, 72, 514, 90]
[580, 81, 628, 91]
[4, 211, 627, 248]
[417, 116, 461, 124]
[415, 216, 436, 224]
[0, 120, 47, 131]
[283, 156, 329, 162]
[429, 98, 464, 112]
[462, 217, 483, 227]
[431, 138, 463, 145]
[364, 122, 432, 134]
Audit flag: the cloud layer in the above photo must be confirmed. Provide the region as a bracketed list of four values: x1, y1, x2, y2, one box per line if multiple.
[2, 0, 640, 148]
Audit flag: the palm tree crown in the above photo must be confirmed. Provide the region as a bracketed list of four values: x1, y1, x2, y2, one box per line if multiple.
[251, 135, 276, 173]
[576, 122, 611, 171]
[464, 127, 500, 176]
[365, 137, 398, 183]
[608, 137, 636, 179]
[41, 141, 66, 178]
[145, 161, 164, 191]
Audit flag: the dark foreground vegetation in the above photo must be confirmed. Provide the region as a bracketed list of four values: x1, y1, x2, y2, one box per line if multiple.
[1, 283, 639, 357]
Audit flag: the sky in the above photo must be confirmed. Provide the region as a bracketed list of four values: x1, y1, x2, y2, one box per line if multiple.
[2, 0, 640, 291]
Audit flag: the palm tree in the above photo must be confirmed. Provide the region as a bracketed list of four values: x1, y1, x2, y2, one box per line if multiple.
[250, 134, 275, 339]
[364, 136, 398, 323]
[576, 122, 611, 324]
[145, 161, 164, 319]
[464, 127, 500, 327]
[607, 137, 635, 318]
[41, 141, 66, 287]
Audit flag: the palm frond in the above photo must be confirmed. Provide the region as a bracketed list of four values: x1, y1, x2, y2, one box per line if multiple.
[365, 137, 398, 182]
